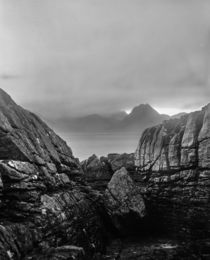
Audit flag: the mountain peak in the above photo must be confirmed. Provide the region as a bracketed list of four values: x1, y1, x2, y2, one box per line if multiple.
[120, 103, 169, 130]
[128, 103, 160, 118]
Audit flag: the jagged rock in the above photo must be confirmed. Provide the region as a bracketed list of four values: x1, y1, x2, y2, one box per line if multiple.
[135, 103, 210, 240]
[0, 89, 108, 259]
[0, 89, 82, 174]
[105, 167, 146, 232]
[82, 153, 135, 191]
[107, 153, 135, 172]
[81, 154, 112, 190]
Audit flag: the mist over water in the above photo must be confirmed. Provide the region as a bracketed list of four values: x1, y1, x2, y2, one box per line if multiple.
[56, 131, 141, 160]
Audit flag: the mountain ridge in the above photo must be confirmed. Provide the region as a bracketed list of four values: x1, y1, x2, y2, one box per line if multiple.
[51, 103, 171, 133]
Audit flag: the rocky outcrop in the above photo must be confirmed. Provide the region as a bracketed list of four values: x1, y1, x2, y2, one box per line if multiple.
[108, 153, 135, 173]
[82, 155, 146, 235]
[81, 154, 113, 190]
[82, 153, 135, 190]
[135, 104, 210, 240]
[0, 89, 108, 259]
[105, 167, 146, 233]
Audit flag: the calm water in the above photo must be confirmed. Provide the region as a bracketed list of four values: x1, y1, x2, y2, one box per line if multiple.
[56, 131, 142, 160]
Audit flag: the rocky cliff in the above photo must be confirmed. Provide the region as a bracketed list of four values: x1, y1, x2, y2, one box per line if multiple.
[0, 89, 109, 259]
[135, 104, 210, 241]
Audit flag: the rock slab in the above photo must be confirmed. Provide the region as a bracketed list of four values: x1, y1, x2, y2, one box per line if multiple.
[105, 167, 146, 232]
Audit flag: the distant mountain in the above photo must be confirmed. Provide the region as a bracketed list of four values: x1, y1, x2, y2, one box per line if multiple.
[119, 104, 169, 131]
[47, 104, 186, 158]
[52, 114, 115, 132]
[51, 104, 171, 134]
[108, 111, 127, 121]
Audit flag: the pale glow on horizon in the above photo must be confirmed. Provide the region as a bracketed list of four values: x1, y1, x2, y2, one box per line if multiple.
[124, 109, 132, 115]
[124, 105, 203, 116]
[155, 107, 190, 116]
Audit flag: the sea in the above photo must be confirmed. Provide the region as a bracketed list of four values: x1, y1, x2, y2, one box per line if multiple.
[55, 131, 141, 161]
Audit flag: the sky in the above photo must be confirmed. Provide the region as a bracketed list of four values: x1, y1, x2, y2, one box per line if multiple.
[0, 0, 210, 119]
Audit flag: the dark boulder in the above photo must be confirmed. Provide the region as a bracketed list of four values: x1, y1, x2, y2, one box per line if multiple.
[105, 167, 146, 233]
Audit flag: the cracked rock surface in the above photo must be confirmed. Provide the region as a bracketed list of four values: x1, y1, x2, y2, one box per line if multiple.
[0, 89, 108, 259]
[105, 167, 146, 233]
[135, 103, 210, 240]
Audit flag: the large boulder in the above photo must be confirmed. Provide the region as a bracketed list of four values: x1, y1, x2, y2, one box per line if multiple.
[105, 167, 146, 233]
[0, 89, 108, 259]
[135, 103, 210, 240]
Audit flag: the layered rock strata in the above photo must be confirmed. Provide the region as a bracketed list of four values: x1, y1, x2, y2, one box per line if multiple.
[0, 89, 108, 259]
[135, 104, 210, 240]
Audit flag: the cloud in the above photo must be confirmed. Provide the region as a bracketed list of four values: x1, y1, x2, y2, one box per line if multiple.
[0, 0, 210, 118]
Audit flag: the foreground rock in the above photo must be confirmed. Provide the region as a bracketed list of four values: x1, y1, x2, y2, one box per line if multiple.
[24, 245, 85, 260]
[82, 153, 135, 190]
[135, 103, 210, 240]
[103, 238, 210, 260]
[105, 167, 146, 233]
[0, 89, 108, 259]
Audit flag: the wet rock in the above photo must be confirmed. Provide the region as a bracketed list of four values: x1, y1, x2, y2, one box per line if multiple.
[105, 167, 146, 232]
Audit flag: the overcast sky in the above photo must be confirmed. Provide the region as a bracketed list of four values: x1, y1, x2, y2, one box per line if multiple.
[0, 0, 210, 118]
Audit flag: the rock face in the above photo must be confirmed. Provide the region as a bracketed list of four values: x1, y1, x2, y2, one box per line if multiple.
[0, 89, 108, 259]
[135, 104, 210, 240]
[105, 167, 146, 233]
[82, 153, 135, 190]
